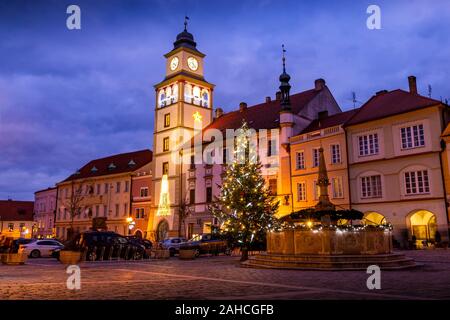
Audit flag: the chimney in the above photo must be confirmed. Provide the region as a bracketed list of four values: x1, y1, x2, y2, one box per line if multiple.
[314, 78, 326, 91]
[318, 110, 328, 121]
[265, 96, 271, 103]
[239, 102, 247, 112]
[408, 75, 417, 94]
[215, 108, 223, 118]
[275, 91, 282, 100]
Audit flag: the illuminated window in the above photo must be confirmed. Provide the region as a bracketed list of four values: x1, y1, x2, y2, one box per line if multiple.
[8, 223, 14, 232]
[314, 181, 321, 200]
[268, 179, 277, 195]
[163, 137, 170, 152]
[140, 187, 149, 197]
[164, 113, 170, 127]
[162, 162, 169, 175]
[332, 177, 344, 198]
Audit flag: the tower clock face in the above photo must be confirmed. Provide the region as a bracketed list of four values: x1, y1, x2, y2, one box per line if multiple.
[170, 57, 179, 71]
[187, 57, 199, 71]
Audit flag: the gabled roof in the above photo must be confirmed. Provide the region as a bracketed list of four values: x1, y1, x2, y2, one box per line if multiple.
[60, 149, 153, 183]
[0, 200, 34, 221]
[345, 89, 442, 126]
[205, 89, 320, 132]
[301, 109, 359, 134]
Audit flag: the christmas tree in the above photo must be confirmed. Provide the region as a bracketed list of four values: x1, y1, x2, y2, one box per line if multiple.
[209, 121, 281, 261]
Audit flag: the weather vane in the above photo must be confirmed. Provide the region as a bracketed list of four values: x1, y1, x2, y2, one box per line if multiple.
[184, 16, 189, 31]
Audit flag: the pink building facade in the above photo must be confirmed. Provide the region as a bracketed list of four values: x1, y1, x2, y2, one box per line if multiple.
[33, 187, 57, 238]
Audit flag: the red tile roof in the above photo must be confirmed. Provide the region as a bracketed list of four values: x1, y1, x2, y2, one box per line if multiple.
[206, 89, 320, 132]
[0, 200, 34, 221]
[345, 89, 442, 126]
[61, 149, 153, 183]
[301, 109, 359, 134]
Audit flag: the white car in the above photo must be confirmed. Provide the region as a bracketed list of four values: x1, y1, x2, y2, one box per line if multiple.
[20, 239, 64, 258]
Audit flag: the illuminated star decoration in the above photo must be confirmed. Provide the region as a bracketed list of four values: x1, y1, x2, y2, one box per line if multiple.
[193, 111, 202, 122]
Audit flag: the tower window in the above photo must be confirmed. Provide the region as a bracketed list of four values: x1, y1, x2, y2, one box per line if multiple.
[164, 113, 170, 127]
[162, 162, 169, 175]
[163, 137, 170, 152]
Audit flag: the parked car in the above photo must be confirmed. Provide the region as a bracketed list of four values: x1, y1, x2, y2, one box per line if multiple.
[1, 237, 34, 253]
[70, 231, 147, 261]
[161, 237, 187, 256]
[20, 239, 64, 258]
[181, 234, 230, 257]
[125, 236, 153, 250]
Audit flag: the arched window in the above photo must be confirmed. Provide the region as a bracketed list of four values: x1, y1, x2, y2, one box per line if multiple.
[184, 84, 192, 103]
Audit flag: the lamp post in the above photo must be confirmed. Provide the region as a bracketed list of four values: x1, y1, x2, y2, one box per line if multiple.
[126, 216, 135, 235]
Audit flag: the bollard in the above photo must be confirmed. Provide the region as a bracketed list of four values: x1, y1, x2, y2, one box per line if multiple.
[99, 246, 106, 261]
[107, 246, 113, 260]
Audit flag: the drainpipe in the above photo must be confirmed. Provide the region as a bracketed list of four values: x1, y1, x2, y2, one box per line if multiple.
[344, 128, 352, 210]
[439, 105, 450, 240]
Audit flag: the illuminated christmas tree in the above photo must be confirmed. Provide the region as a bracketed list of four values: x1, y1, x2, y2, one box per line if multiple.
[209, 121, 281, 261]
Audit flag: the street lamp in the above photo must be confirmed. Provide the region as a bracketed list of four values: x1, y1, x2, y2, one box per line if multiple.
[126, 216, 135, 235]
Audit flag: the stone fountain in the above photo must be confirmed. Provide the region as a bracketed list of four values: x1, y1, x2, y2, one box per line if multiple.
[243, 148, 416, 270]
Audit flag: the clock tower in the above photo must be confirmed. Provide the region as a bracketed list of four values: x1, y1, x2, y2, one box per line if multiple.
[152, 22, 214, 240]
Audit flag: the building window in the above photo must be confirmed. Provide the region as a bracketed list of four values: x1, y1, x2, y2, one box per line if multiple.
[358, 133, 379, 156]
[331, 177, 343, 198]
[164, 113, 170, 128]
[313, 148, 320, 167]
[162, 162, 169, 175]
[140, 187, 149, 197]
[296, 151, 305, 170]
[268, 179, 277, 195]
[96, 184, 101, 195]
[116, 181, 121, 193]
[104, 183, 109, 194]
[314, 181, 321, 200]
[190, 189, 195, 205]
[104, 205, 108, 217]
[361, 175, 382, 198]
[297, 182, 306, 201]
[115, 204, 119, 217]
[401, 124, 425, 149]
[124, 203, 128, 216]
[331, 144, 341, 164]
[124, 181, 129, 193]
[163, 137, 170, 152]
[95, 205, 99, 217]
[267, 140, 277, 156]
[136, 208, 145, 219]
[8, 223, 14, 232]
[206, 187, 212, 203]
[405, 170, 430, 195]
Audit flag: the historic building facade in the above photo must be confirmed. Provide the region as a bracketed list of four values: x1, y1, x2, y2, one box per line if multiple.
[0, 200, 35, 239]
[54, 150, 152, 240]
[33, 187, 57, 238]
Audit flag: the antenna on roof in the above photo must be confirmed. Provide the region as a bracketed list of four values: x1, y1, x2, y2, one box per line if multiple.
[349, 91, 361, 109]
[428, 84, 432, 98]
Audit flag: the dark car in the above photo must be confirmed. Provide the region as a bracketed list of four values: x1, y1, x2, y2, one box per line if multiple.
[181, 234, 230, 257]
[63, 231, 147, 261]
[125, 236, 153, 250]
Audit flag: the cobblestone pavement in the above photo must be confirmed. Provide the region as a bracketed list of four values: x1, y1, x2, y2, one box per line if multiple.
[1, 250, 450, 300]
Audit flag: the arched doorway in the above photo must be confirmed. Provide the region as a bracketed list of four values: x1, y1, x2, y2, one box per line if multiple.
[409, 210, 437, 241]
[134, 230, 143, 239]
[363, 212, 387, 225]
[156, 220, 169, 242]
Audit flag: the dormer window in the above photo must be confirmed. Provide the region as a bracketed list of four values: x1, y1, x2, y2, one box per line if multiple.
[128, 160, 136, 167]
[108, 163, 116, 170]
[75, 169, 81, 175]
[91, 166, 98, 173]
